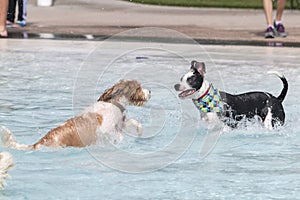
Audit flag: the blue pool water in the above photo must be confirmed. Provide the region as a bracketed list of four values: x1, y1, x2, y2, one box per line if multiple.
[1, 33, 300, 199]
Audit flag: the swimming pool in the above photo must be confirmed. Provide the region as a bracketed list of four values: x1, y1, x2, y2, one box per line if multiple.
[1, 30, 300, 199]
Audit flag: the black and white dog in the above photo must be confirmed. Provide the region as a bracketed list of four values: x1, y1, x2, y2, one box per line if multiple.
[174, 61, 288, 129]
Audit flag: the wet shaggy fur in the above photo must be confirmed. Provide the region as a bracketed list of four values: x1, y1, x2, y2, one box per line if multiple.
[99, 80, 149, 106]
[1, 80, 150, 150]
[33, 113, 103, 149]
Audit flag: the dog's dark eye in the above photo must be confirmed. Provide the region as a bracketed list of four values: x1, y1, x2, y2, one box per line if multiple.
[187, 74, 203, 91]
[187, 76, 196, 83]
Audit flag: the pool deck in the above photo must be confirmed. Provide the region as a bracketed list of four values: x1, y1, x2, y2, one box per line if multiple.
[6, 0, 300, 45]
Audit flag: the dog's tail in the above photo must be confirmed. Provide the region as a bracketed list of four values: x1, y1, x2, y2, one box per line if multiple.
[268, 71, 288, 102]
[1, 126, 34, 151]
[0, 151, 14, 190]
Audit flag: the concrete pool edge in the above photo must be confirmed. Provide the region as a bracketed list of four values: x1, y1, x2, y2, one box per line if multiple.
[4, 31, 300, 48]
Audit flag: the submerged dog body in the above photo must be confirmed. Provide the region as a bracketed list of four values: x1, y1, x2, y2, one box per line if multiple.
[1, 80, 151, 150]
[174, 61, 288, 128]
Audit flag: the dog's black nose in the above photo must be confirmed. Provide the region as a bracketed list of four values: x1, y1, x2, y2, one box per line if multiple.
[174, 84, 181, 91]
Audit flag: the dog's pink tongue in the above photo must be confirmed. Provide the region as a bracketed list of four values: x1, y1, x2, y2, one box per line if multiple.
[179, 89, 196, 98]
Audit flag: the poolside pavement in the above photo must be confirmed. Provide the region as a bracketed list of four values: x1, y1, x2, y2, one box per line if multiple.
[6, 0, 300, 44]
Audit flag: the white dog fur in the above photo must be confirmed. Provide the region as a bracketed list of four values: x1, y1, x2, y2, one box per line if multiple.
[0, 152, 14, 189]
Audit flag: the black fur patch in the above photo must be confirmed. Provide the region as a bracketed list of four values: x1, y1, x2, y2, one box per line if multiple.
[187, 66, 204, 91]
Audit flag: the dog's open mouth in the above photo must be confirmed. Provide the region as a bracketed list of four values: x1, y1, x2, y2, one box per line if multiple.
[178, 89, 196, 98]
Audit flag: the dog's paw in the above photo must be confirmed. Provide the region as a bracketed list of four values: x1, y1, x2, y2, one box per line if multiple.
[125, 119, 143, 137]
[137, 124, 142, 137]
[0, 126, 15, 148]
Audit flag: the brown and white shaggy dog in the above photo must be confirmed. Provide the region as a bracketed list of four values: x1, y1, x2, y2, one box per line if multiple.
[1, 80, 151, 150]
[0, 152, 14, 189]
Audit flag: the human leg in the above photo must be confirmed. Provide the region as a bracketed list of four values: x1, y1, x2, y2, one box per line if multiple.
[16, 0, 26, 26]
[276, 0, 287, 21]
[0, 0, 8, 37]
[6, 0, 16, 23]
[263, 0, 273, 26]
[263, 0, 275, 38]
[22, 0, 27, 24]
[17, 0, 23, 21]
[274, 0, 287, 37]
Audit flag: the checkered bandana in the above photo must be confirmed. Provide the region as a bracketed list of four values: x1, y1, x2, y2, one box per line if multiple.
[192, 84, 223, 113]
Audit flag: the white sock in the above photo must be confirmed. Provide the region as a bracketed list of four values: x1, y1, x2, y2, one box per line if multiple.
[275, 21, 282, 26]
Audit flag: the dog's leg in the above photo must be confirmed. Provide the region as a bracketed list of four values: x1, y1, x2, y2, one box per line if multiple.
[200, 121, 224, 159]
[1, 126, 33, 150]
[263, 108, 273, 130]
[206, 113, 220, 122]
[124, 119, 142, 137]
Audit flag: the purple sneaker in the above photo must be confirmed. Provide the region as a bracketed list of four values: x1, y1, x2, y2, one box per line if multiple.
[265, 26, 275, 38]
[274, 21, 287, 37]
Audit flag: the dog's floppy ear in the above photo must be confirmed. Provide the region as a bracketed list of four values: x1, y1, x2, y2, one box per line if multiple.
[98, 87, 114, 102]
[191, 60, 206, 76]
[98, 80, 124, 102]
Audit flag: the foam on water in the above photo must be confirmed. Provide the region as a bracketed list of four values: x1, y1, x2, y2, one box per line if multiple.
[0, 38, 300, 199]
